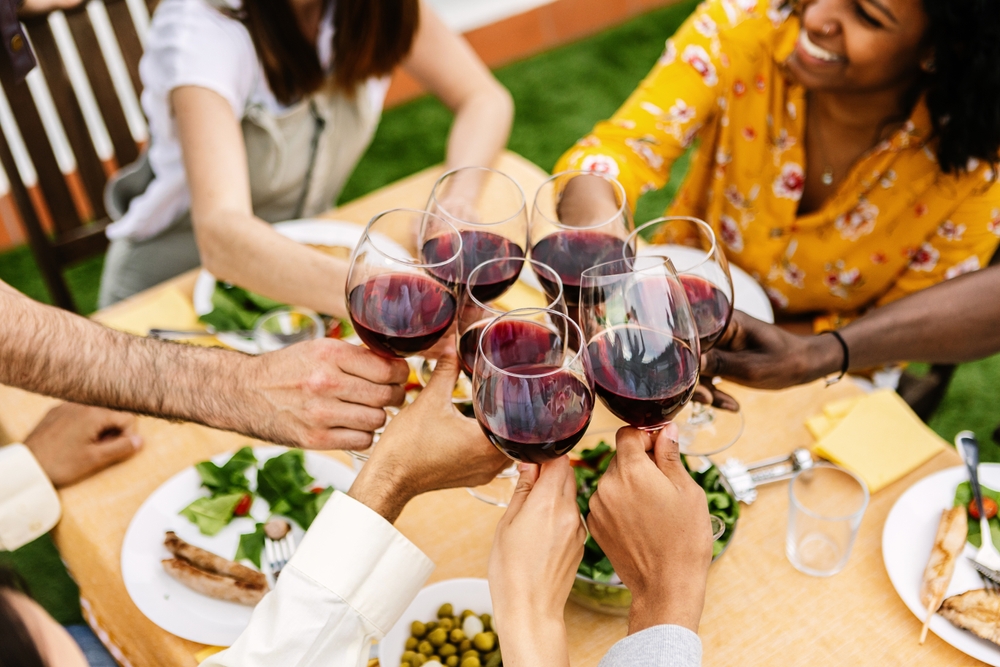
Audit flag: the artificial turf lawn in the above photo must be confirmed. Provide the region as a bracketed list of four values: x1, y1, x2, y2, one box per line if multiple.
[1, 0, 998, 625]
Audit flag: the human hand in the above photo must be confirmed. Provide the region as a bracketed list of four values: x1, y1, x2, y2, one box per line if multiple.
[24, 403, 141, 488]
[557, 173, 622, 228]
[348, 341, 509, 522]
[249, 338, 409, 451]
[587, 425, 713, 634]
[700, 311, 842, 390]
[488, 458, 583, 667]
[19, 0, 84, 16]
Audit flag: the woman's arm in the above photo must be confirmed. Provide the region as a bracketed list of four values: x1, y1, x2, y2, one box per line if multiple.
[172, 86, 352, 317]
[403, 1, 513, 185]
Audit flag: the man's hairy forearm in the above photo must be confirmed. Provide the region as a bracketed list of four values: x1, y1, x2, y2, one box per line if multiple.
[0, 288, 265, 437]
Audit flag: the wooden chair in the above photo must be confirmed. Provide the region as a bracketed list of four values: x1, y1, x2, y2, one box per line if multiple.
[0, 0, 153, 311]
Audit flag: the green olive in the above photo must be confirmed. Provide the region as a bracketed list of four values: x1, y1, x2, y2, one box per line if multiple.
[449, 628, 465, 643]
[479, 614, 492, 632]
[411, 621, 427, 638]
[458, 639, 472, 653]
[401, 663, 411, 667]
[459, 658, 481, 667]
[484, 649, 502, 667]
[461, 650, 479, 661]
[438, 603, 454, 618]
[427, 621, 438, 631]
[473, 632, 496, 652]
[418, 640, 434, 656]
[402, 651, 418, 663]
[405, 637, 418, 650]
[438, 643, 457, 658]
[428, 627, 448, 647]
[460, 609, 475, 620]
[438, 617, 454, 632]
[412, 656, 427, 667]
[446, 657, 459, 667]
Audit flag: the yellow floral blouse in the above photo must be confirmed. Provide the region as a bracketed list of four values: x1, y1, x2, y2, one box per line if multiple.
[557, 0, 1000, 323]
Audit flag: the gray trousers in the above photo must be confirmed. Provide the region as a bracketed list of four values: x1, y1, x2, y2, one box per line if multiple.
[98, 215, 201, 309]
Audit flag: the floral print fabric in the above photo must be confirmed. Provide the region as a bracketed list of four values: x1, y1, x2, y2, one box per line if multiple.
[557, 0, 1000, 322]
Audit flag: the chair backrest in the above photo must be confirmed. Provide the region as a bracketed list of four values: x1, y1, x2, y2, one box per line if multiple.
[0, 0, 155, 311]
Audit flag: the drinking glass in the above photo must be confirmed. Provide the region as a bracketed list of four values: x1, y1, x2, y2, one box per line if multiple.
[579, 256, 700, 431]
[346, 209, 462, 359]
[422, 166, 529, 303]
[786, 464, 869, 577]
[529, 170, 634, 309]
[252, 307, 324, 352]
[473, 308, 595, 465]
[459, 259, 567, 506]
[626, 216, 741, 456]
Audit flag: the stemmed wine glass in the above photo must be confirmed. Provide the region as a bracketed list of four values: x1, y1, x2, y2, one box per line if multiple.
[422, 166, 529, 301]
[579, 256, 701, 431]
[460, 258, 567, 506]
[346, 208, 463, 358]
[473, 307, 595, 465]
[625, 216, 741, 456]
[529, 170, 634, 311]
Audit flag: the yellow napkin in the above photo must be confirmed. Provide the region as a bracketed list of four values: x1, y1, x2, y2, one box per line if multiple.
[811, 389, 947, 493]
[94, 287, 220, 347]
[493, 280, 550, 312]
[194, 646, 225, 662]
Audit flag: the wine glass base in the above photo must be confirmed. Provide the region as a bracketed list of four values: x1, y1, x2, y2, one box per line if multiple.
[467, 464, 520, 507]
[676, 404, 744, 457]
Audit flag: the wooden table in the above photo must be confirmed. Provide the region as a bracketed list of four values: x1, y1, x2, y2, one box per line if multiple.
[0, 151, 981, 667]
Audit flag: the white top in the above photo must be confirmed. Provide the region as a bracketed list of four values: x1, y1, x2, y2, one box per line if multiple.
[199, 491, 435, 667]
[105, 0, 389, 242]
[0, 444, 61, 551]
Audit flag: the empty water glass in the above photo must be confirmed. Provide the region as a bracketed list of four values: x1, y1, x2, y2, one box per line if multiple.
[786, 463, 869, 577]
[253, 307, 325, 352]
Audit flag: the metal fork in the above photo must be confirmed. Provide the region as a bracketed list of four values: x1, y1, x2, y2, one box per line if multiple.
[957, 431, 1000, 586]
[263, 519, 297, 585]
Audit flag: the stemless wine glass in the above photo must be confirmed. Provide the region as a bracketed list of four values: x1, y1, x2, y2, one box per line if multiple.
[625, 216, 741, 456]
[529, 170, 634, 310]
[459, 258, 567, 506]
[421, 166, 529, 302]
[580, 256, 701, 431]
[346, 208, 463, 359]
[473, 307, 595, 465]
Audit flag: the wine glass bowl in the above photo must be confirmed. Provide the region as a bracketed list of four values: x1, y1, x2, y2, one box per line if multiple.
[529, 170, 634, 307]
[423, 166, 529, 301]
[346, 209, 463, 359]
[457, 258, 567, 377]
[473, 308, 594, 464]
[579, 256, 701, 431]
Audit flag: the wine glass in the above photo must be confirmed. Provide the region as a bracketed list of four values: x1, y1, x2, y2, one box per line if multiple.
[459, 259, 567, 506]
[528, 170, 634, 311]
[473, 307, 595, 465]
[579, 256, 701, 431]
[422, 166, 529, 302]
[625, 216, 742, 456]
[252, 307, 325, 352]
[346, 208, 462, 359]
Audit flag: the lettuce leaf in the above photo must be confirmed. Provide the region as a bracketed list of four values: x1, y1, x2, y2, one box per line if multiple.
[179, 493, 244, 536]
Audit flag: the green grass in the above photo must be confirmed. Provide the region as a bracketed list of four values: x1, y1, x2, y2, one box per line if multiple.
[1, 0, 998, 624]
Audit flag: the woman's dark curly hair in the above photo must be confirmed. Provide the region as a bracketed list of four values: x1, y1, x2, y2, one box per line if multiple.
[921, 0, 1000, 174]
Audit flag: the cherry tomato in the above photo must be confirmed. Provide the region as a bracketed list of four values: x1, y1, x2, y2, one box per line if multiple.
[311, 486, 325, 494]
[327, 321, 341, 339]
[234, 494, 252, 517]
[969, 497, 999, 520]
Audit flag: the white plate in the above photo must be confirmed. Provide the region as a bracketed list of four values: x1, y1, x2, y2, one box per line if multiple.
[379, 578, 493, 666]
[192, 219, 411, 353]
[882, 464, 1000, 665]
[640, 244, 774, 324]
[121, 446, 357, 646]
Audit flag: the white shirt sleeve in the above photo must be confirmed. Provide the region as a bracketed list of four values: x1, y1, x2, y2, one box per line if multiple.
[598, 625, 703, 667]
[0, 444, 61, 551]
[200, 491, 435, 667]
[140, 0, 258, 118]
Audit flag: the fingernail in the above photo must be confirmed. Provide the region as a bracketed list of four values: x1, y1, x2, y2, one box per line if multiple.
[131, 435, 143, 449]
[517, 463, 532, 474]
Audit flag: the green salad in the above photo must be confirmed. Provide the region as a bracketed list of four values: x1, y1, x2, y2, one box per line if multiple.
[179, 447, 334, 567]
[954, 481, 1000, 549]
[574, 441, 740, 583]
[199, 282, 353, 338]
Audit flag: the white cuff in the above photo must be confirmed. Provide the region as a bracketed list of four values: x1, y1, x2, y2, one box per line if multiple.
[286, 491, 435, 635]
[0, 444, 60, 551]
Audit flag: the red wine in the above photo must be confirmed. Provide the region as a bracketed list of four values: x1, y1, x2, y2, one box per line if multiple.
[348, 273, 456, 358]
[422, 230, 524, 302]
[475, 363, 594, 463]
[459, 319, 558, 377]
[679, 275, 730, 351]
[588, 325, 698, 429]
[530, 230, 632, 306]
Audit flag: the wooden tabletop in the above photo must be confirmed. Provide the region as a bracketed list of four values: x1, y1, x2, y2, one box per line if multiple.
[0, 150, 980, 667]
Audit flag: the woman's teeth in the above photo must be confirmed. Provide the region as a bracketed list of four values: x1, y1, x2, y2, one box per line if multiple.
[799, 30, 844, 63]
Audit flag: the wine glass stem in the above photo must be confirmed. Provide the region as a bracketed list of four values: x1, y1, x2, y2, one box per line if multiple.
[688, 401, 716, 427]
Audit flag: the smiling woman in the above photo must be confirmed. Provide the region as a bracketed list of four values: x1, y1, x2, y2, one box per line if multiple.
[556, 0, 1000, 330]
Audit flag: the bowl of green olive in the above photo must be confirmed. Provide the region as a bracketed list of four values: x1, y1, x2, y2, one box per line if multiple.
[380, 578, 501, 667]
[571, 442, 740, 616]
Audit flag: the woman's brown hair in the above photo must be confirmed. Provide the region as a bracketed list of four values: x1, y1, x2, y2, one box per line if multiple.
[240, 0, 420, 105]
